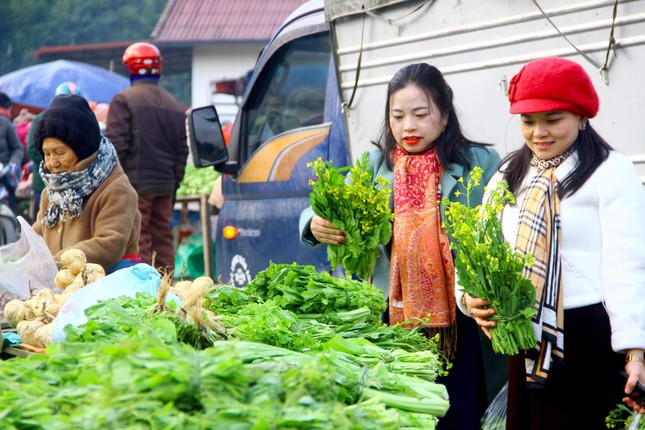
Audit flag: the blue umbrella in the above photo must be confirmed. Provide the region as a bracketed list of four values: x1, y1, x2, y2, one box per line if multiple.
[0, 59, 130, 109]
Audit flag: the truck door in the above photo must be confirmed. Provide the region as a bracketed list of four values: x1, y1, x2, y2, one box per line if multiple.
[219, 30, 349, 286]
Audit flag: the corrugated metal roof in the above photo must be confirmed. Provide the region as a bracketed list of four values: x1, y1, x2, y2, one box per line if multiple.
[151, 0, 310, 44]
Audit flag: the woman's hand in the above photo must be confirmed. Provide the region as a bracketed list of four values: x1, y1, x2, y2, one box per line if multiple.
[622, 351, 645, 413]
[310, 215, 345, 245]
[463, 293, 497, 339]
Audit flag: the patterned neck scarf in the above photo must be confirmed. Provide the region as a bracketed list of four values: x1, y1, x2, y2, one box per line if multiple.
[515, 148, 573, 387]
[389, 146, 456, 355]
[40, 136, 117, 229]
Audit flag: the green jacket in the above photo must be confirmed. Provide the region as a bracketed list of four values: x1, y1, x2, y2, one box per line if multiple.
[299, 145, 501, 297]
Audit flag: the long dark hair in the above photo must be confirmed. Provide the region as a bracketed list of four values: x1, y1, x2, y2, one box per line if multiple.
[373, 63, 489, 170]
[501, 123, 612, 198]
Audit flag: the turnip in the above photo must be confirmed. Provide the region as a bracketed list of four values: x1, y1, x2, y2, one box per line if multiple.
[191, 276, 215, 290]
[23, 288, 62, 323]
[74, 263, 105, 285]
[54, 269, 76, 290]
[174, 280, 192, 290]
[60, 248, 87, 275]
[44, 299, 62, 321]
[22, 297, 42, 320]
[84, 263, 106, 276]
[170, 280, 193, 299]
[61, 281, 84, 301]
[53, 292, 64, 302]
[4, 299, 27, 327]
[16, 319, 45, 346]
[35, 288, 56, 302]
[34, 323, 53, 348]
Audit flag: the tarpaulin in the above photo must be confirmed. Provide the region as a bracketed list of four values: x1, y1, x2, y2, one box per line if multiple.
[0, 60, 130, 109]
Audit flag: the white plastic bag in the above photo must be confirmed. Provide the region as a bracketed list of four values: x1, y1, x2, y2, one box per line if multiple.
[481, 382, 508, 430]
[51, 263, 180, 342]
[0, 216, 59, 299]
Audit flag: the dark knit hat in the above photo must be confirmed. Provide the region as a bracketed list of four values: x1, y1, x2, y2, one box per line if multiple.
[35, 94, 101, 160]
[0, 92, 11, 108]
[508, 57, 599, 118]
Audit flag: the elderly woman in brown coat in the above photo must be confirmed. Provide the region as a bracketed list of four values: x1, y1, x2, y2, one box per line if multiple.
[32, 94, 141, 273]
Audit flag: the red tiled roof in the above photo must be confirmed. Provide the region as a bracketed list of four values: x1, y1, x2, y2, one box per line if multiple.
[151, 0, 310, 44]
[34, 41, 135, 58]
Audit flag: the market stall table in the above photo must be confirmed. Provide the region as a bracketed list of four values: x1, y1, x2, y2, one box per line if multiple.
[175, 194, 213, 279]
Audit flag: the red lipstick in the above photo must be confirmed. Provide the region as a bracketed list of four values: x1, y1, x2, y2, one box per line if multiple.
[403, 136, 421, 145]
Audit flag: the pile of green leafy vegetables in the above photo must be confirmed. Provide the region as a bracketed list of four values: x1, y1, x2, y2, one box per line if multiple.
[0, 334, 447, 429]
[176, 163, 220, 196]
[211, 262, 439, 353]
[0, 262, 451, 429]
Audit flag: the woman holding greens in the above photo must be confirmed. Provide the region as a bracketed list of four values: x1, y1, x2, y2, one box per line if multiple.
[300, 63, 501, 430]
[464, 57, 645, 429]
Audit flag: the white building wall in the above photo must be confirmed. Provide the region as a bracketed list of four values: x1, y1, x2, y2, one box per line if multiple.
[191, 44, 264, 123]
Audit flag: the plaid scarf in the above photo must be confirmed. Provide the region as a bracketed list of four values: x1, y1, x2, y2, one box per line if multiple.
[515, 149, 573, 387]
[389, 146, 456, 355]
[40, 136, 117, 229]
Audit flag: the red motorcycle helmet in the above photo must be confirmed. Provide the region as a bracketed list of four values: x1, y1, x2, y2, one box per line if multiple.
[122, 42, 162, 77]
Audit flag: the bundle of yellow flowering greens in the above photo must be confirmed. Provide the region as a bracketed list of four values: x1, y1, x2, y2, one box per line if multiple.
[308, 153, 393, 281]
[443, 167, 537, 355]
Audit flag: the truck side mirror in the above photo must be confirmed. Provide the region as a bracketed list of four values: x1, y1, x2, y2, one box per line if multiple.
[187, 106, 229, 168]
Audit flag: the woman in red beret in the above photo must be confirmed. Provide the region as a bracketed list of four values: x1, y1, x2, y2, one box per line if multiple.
[32, 94, 142, 274]
[461, 57, 645, 429]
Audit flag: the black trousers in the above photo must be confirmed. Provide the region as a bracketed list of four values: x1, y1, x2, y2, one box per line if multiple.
[436, 310, 488, 430]
[507, 303, 625, 430]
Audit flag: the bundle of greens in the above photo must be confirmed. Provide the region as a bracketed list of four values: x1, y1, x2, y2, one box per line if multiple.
[308, 153, 393, 281]
[217, 340, 450, 423]
[327, 319, 437, 353]
[227, 263, 438, 353]
[246, 262, 387, 324]
[443, 167, 537, 355]
[606, 404, 644, 429]
[215, 299, 324, 352]
[322, 335, 446, 382]
[205, 283, 255, 313]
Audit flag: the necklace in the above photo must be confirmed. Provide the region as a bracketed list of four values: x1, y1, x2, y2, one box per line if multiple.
[531, 148, 575, 172]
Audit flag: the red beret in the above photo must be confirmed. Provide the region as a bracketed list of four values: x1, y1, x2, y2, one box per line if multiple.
[508, 57, 599, 118]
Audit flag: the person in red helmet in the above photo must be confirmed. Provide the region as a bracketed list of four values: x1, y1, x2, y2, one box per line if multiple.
[105, 42, 188, 272]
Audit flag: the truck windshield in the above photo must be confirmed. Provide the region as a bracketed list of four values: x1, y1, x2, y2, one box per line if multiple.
[244, 32, 330, 160]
